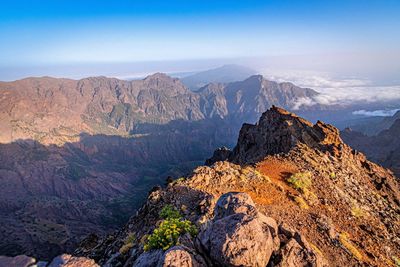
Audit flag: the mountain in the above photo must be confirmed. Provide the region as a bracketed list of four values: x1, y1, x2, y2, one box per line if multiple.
[342, 118, 400, 177]
[0, 74, 324, 258]
[0, 73, 319, 145]
[343, 110, 400, 136]
[181, 64, 257, 90]
[58, 107, 398, 267]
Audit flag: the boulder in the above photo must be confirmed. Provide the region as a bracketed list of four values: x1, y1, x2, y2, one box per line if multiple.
[160, 246, 206, 267]
[275, 238, 327, 267]
[214, 192, 257, 219]
[48, 254, 99, 267]
[199, 192, 275, 267]
[133, 250, 163, 267]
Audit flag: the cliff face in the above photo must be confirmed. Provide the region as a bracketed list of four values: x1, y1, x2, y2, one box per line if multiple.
[72, 107, 399, 267]
[342, 118, 400, 178]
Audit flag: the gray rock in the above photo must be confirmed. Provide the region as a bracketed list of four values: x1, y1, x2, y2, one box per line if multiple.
[214, 192, 257, 219]
[48, 254, 99, 267]
[159, 246, 206, 267]
[133, 250, 163, 267]
[199, 213, 274, 267]
[0, 255, 36, 267]
[275, 238, 328, 267]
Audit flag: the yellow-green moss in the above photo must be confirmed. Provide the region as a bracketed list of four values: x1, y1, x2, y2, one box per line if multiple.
[287, 172, 312, 192]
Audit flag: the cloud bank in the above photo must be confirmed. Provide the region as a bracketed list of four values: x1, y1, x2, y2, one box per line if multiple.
[261, 69, 400, 110]
[352, 109, 400, 117]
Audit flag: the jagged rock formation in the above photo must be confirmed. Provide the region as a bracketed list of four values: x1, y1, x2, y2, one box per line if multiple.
[342, 118, 400, 177]
[73, 107, 400, 266]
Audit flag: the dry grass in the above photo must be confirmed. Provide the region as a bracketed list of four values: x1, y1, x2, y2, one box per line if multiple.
[294, 196, 309, 209]
[119, 232, 136, 254]
[351, 205, 365, 218]
[339, 232, 363, 261]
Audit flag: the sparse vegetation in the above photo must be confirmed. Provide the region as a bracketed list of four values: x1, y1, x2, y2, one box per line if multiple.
[159, 205, 181, 219]
[309, 242, 323, 255]
[119, 232, 136, 254]
[351, 205, 365, 218]
[294, 196, 309, 209]
[303, 189, 318, 204]
[144, 204, 197, 251]
[144, 218, 197, 251]
[170, 177, 186, 186]
[339, 232, 363, 261]
[287, 172, 312, 192]
[392, 256, 400, 267]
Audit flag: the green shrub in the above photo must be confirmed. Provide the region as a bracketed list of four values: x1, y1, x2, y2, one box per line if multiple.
[287, 172, 312, 192]
[144, 218, 197, 251]
[159, 205, 182, 220]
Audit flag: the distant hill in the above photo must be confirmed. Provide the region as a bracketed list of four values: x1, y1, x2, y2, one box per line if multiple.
[341, 117, 400, 177]
[181, 64, 257, 90]
[342, 110, 400, 136]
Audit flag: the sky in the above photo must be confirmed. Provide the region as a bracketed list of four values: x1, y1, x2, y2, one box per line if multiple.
[0, 0, 400, 81]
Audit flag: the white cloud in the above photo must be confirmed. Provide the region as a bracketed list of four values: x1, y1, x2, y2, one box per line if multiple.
[352, 109, 400, 117]
[261, 69, 400, 109]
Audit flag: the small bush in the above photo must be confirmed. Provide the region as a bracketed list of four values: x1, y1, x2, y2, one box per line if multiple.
[339, 232, 363, 261]
[159, 205, 182, 220]
[144, 218, 197, 251]
[287, 172, 312, 192]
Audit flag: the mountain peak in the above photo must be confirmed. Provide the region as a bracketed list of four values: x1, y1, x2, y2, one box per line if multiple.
[143, 72, 174, 81]
[141, 72, 189, 95]
[207, 106, 343, 165]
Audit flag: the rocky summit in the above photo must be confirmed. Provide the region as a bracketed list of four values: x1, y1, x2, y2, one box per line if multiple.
[27, 106, 396, 267]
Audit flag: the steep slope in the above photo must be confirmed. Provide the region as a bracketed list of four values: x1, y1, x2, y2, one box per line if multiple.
[342, 118, 400, 177]
[181, 64, 257, 90]
[74, 107, 400, 267]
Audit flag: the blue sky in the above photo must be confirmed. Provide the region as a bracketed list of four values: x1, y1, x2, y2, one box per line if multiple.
[0, 0, 399, 80]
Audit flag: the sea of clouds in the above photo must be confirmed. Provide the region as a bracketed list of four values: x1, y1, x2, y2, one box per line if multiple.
[261, 69, 400, 114]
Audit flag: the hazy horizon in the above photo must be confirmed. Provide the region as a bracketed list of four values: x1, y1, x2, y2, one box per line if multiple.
[1, 1, 399, 112]
[1, 1, 399, 82]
